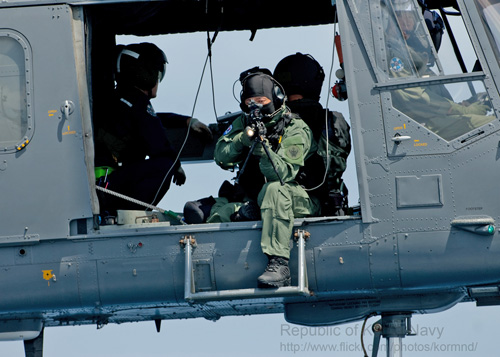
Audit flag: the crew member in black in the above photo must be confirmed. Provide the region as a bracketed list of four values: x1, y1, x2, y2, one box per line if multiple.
[274, 53, 351, 215]
[94, 42, 212, 215]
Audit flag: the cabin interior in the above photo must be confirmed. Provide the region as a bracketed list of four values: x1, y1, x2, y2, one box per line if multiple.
[83, 0, 481, 226]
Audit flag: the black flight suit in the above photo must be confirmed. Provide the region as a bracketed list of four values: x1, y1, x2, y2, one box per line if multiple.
[94, 85, 188, 214]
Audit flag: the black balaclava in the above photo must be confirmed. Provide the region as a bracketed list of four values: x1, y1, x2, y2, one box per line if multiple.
[273, 52, 325, 101]
[240, 74, 279, 116]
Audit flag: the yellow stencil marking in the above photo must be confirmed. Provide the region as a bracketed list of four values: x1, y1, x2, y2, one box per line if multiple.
[48, 110, 57, 117]
[42, 270, 54, 286]
[62, 125, 76, 136]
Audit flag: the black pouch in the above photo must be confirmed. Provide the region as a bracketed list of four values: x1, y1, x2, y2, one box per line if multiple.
[183, 196, 217, 224]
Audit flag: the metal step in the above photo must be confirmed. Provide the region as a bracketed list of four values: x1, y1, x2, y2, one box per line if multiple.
[183, 230, 311, 302]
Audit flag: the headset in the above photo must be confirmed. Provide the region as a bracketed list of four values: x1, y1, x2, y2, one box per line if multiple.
[238, 68, 286, 114]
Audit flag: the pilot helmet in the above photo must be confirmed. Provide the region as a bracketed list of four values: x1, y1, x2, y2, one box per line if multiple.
[115, 43, 167, 90]
[392, 0, 413, 12]
[239, 71, 285, 118]
[273, 52, 325, 101]
[392, 0, 418, 33]
[421, 3, 444, 52]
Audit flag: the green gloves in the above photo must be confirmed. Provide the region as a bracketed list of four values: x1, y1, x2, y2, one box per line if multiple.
[448, 101, 490, 116]
[233, 130, 254, 151]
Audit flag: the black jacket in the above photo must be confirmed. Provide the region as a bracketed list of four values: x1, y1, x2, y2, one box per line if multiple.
[94, 86, 188, 168]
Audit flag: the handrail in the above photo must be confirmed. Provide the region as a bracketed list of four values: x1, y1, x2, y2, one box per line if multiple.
[183, 230, 311, 302]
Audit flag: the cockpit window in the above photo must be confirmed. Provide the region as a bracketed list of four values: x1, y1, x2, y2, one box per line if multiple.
[369, 0, 442, 82]
[0, 33, 31, 153]
[391, 80, 495, 141]
[375, 1, 496, 141]
[374, 0, 442, 81]
[476, 0, 500, 64]
[373, 0, 480, 79]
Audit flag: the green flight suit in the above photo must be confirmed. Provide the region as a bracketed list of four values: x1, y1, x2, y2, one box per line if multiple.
[391, 86, 494, 141]
[213, 108, 320, 259]
[386, 38, 494, 141]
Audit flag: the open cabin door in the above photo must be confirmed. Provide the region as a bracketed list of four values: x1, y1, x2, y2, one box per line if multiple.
[0, 5, 94, 241]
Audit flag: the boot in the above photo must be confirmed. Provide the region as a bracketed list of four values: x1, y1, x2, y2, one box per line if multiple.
[257, 256, 291, 288]
[230, 201, 261, 222]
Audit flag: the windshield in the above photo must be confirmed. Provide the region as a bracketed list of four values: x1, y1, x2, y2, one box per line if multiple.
[476, 0, 500, 64]
[376, 0, 441, 80]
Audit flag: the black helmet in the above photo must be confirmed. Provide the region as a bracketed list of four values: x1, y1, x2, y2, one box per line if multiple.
[239, 71, 285, 116]
[115, 43, 167, 90]
[273, 53, 325, 101]
[421, 7, 444, 52]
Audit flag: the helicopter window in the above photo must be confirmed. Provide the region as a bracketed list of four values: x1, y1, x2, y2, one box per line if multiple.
[374, 0, 442, 81]
[390, 80, 495, 141]
[374, 1, 496, 142]
[372, 0, 481, 81]
[438, 6, 480, 76]
[0, 34, 31, 153]
[476, 0, 500, 64]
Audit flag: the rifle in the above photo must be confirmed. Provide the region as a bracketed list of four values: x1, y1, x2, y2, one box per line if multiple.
[236, 100, 284, 186]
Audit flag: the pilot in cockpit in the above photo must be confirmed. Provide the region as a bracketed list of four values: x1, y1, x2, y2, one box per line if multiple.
[386, 0, 495, 141]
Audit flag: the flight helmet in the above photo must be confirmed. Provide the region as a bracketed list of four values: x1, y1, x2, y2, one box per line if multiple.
[273, 52, 325, 101]
[115, 43, 167, 90]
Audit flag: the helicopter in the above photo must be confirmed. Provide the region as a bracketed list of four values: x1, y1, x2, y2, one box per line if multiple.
[1, 0, 500, 356]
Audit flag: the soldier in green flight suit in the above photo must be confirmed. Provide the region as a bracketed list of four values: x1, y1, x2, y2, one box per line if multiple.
[213, 71, 320, 287]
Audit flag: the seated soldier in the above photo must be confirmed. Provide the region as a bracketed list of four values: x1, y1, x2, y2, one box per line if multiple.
[211, 71, 320, 287]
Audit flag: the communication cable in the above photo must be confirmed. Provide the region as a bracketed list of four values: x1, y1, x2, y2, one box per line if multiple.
[149, 30, 220, 206]
[361, 313, 377, 357]
[304, 14, 338, 194]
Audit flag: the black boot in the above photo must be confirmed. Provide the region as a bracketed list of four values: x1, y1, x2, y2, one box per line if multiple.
[257, 256, 291, 288]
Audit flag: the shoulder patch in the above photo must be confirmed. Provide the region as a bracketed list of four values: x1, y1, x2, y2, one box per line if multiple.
[286, 145, 302, 160]
[223, 124, 233, 136]
[390, 57, 404, 72]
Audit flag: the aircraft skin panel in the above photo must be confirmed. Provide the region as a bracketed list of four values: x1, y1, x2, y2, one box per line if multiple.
[97, 257, 176, 305]
[399, 230, 500, 288]
[314, 244, 372, 291]
[0, 216, 498, 328]
[0, 5, 93, 240]
[284, 290, 466, 327]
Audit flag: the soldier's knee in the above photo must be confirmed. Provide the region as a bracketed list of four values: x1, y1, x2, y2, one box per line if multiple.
[258, 182, 293, 217]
